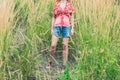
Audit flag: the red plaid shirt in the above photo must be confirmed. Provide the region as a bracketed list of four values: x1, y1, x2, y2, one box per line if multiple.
[53, 1, 74, 26]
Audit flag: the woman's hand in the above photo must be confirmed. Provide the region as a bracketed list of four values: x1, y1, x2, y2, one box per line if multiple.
[71, 28, 74, 36]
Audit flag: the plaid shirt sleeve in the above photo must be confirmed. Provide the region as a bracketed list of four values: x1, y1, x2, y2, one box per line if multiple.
[52, 2, 58, 18]
[69, 3, 75, 15]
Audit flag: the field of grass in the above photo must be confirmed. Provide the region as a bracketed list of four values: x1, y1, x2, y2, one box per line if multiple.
[0, 0, 120, 80]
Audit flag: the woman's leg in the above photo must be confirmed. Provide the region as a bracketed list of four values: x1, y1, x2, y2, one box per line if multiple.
[46, 34, 58, 68]
[49, 34, 59, 62]
[62, 38, 69, 66]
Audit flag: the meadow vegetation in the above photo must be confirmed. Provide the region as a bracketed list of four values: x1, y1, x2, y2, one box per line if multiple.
[0, 0, 120, 80]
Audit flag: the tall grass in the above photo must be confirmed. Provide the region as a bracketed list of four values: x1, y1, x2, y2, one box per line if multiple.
[0, 0, 120, 80]
[71, 0, 120, 80]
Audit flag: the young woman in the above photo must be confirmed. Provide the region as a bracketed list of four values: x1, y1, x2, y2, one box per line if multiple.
[46, 0, 74, 72]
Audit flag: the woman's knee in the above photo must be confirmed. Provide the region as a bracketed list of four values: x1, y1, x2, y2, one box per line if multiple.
[62, 44, 68, 50]
[50, 45, 56, 51]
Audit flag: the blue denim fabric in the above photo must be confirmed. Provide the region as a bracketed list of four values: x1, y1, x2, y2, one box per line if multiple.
[53, 26, 71, 38]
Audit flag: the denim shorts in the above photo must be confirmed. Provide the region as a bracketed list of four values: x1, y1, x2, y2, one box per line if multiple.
[53, 26, 71, 38]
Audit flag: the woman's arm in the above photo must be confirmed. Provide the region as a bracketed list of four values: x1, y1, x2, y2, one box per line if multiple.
[51, 17, 55, 34]
[70, 14, 74, 35]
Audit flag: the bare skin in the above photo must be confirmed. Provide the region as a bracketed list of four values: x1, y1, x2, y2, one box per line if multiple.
[47, 0, 74, 69]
